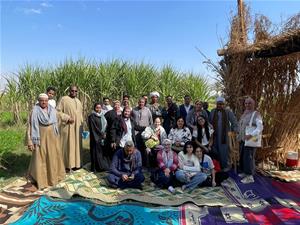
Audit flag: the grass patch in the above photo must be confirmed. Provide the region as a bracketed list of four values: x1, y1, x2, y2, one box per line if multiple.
[0, 112, 14, 124]
[0, 111, 28, 128]
[0, 129, 25, 156]
[0, 111, 31, 188]
[0, 126, 30, 187]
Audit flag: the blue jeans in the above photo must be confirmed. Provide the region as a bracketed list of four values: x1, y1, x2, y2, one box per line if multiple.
[175, 170, 207, 190]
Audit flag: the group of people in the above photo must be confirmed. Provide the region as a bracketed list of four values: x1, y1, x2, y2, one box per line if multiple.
[27, 86, 263, 192]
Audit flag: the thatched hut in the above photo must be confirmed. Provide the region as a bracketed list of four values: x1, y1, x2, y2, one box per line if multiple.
[216, 1, 300, 166]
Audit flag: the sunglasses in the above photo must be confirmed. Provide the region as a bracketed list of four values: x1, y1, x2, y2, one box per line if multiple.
[71, 90, 78, 92]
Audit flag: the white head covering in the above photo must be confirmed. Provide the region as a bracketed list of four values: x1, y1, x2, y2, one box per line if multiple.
[163, 139, 172, 145]
[38, 93, 48, 100]
[150, 91, 160, 98]
[216, 96, 225, 103]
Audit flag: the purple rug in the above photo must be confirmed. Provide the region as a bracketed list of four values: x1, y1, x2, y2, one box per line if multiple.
[218, 171, 300, 224]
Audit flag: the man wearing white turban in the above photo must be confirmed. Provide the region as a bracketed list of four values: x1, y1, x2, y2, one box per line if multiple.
[150, 91, 160, 98]
[27, 93, 71, 189]
[209, 96, 238, 172]
[149, 91, 163, 121]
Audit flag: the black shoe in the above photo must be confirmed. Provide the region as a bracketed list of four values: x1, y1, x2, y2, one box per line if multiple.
[108, 183, 118, 189]
[137, 185, 143, 190]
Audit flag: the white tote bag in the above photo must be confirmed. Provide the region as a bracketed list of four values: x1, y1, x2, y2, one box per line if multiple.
[244, 111, 262, 147]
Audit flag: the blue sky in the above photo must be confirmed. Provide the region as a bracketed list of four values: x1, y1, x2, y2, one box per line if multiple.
[1, 0, 300, 86]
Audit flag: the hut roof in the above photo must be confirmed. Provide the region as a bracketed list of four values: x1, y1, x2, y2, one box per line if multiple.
[218, 29, 300, 58]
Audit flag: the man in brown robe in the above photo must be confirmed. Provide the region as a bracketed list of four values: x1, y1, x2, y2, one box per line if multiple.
[57, 85, 83, 171]
[27, 93, 70, 189]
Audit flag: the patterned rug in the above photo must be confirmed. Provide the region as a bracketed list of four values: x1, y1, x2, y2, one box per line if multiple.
[222, 175, 300, 211]
[11, 195, 300, 225]
[221, 172, 300, 224]
[3, 171, 300, 225]
[11, 196, 200, 225]
[46, 169, 233, 206]
[199, 204, 300, 225]
[0, 178, 42, 224]
[257, 168, 300, 182]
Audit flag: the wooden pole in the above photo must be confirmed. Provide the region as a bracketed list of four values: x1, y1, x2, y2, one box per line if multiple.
[237, 0, 246, 44]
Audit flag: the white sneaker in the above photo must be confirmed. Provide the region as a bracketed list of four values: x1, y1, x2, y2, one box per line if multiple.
[168, 186, 175, 194]
[241, 175, 254, 184]
[238, 173, 246, 178]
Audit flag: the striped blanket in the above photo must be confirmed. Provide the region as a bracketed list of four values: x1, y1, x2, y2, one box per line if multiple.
[46, 169, 232, 206]
[257, 168, 300, 182]
[0, 178, 41, 224]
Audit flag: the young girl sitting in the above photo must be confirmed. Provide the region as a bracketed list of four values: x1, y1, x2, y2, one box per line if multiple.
[175, 141, 207, 191]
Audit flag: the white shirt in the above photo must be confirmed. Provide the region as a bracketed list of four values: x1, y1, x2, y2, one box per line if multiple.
[120, 119, 133, 147]
[184, 105, 191, 114]
[192, 126, 214, 146]
[102, 105, 113, 114]
[248, 118, 263, 137]
[178, 151, 200, 172]
[48, 99, 56, 108]
[168, 127, 192, 146]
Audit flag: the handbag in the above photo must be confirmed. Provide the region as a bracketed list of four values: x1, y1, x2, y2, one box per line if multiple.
[145, 138, 159, 149]
[244, 111, 262, 147]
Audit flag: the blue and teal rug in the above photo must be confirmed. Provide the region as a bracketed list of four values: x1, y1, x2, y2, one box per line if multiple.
[11, 196, 189, 225]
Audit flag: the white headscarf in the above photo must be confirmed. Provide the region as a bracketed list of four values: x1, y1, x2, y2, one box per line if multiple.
[150, 91, 160, 98]
[242, 97, 256, 118]
[161, 139, 174, 168]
